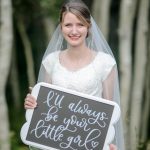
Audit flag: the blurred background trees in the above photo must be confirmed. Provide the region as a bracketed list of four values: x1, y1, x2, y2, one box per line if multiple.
[0, 0, 13, 149]
[0, 0, 149, 149]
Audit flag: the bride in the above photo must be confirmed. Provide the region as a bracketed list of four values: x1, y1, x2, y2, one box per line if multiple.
[24, 0, 125, 150]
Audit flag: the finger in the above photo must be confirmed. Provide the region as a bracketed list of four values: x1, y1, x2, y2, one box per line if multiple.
[29, 87, 33, 93]
[26, 94, 36, 103]
[25, 96, 37, 106]
[109, 144, 117, 150]
[24, 101, 37, 109]
[25, 103, 37, 108]
[25, 99, 37, 106]
[28, 94, 36, 100]
[24, 104, 36, 109]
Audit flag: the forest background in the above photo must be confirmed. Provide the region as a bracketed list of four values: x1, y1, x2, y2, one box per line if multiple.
[0, 0, 150, 150]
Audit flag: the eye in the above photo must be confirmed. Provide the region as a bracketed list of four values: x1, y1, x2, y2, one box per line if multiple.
[64, 23, 72, 27]
[78, 23, 84, 26]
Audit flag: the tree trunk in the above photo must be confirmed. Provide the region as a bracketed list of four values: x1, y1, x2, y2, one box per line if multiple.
[141, 23, 150, 148]
[118, 0, 138, 149]
[140, 37, 150, 147]
[92, 0, 111, 39]
[0, 0, 13, 149]
[17, 18, 36, 86]
[10, 48, 21, 109]
[147, 141, 150, 150]
[43, 17, 55, 42]
[130, 0, 149, 149]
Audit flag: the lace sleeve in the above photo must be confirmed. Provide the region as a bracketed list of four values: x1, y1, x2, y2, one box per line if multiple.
[42, 51, 59, 74]
[102, 55, 116, 81]
[102, 66, 117, 100]
[40, 52, 58, 83]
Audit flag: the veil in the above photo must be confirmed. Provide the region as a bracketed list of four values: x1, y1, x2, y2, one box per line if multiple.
[37, 2, 125, 150]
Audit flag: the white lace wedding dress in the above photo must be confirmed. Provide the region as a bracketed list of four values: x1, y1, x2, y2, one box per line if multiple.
[29, 51, 116, 150]
[43, 51, 115, 97]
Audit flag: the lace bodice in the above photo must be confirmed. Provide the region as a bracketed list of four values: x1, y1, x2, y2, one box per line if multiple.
[42, 51, 116, 98]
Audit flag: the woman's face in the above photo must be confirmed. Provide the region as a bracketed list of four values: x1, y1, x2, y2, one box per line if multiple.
[61, 12, 88, 47]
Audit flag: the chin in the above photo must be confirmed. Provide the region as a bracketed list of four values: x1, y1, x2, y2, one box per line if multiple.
[68, 40, 84, 47]
[69, 42, 82, 47]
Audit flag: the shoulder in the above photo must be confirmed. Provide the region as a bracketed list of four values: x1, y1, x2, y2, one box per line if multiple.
[43, 51, 60, 62]
[42, 51, 60, 74]
[96, 52, 115, 61]
[95, 52, 116, 65]
[93, 52, 117, 81]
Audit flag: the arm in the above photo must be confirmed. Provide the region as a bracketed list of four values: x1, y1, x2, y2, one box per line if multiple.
[102, 66, 116, 100]
[24, 67, 51, 109]
[102, 66, 118, 150]
[38, 65, 52, 83]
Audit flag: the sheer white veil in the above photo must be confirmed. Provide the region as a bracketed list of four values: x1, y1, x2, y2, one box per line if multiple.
[37, 1, 125, 150]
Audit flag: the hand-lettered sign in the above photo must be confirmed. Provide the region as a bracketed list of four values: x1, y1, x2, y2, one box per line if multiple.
[21, 82, 120, 150]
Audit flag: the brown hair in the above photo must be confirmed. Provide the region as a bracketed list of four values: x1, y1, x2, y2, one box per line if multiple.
[59, 0, 91, 28]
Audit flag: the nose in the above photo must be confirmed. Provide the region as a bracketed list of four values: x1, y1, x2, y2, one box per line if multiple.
[71, 26, 78, 34]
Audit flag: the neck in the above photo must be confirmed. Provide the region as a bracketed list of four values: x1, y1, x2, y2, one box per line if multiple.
[67, 44, 89, 59]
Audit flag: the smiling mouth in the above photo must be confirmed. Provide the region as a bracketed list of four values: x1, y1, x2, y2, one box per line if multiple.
[69, 36, 80, 40]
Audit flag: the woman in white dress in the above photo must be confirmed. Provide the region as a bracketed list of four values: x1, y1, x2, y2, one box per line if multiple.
[24, 0, 125, 150]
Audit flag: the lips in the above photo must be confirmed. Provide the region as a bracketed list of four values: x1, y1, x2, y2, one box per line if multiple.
[69, 35, 80, 40]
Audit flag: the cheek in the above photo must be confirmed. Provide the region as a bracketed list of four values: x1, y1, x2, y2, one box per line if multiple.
[82, 29, 88, 36]
[61, 28, 70, 36]
[61, 28, 70, 41]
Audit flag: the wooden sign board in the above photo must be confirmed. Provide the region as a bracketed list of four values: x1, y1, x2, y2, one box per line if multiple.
[21, 82, 120, 150]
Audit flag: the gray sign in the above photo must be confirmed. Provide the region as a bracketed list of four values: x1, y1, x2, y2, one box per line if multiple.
[21, 83, 120, 150]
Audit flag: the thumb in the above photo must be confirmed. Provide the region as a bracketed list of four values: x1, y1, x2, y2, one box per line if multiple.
[29, 87, 33, 93]
[110, 144, 117, 150]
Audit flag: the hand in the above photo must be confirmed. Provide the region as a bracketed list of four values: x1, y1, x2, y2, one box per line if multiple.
[110, 144, 117, 150]
[24, 93, 37, 109]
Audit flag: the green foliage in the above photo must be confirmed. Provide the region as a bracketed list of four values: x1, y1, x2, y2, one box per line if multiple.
[9, 1, 65, 149]
[13, 0, 64, 21]
[39, 0, 64, 21]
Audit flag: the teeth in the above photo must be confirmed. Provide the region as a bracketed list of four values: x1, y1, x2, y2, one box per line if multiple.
[69, 36, 80, 38]
[69, 35, 80, 37]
